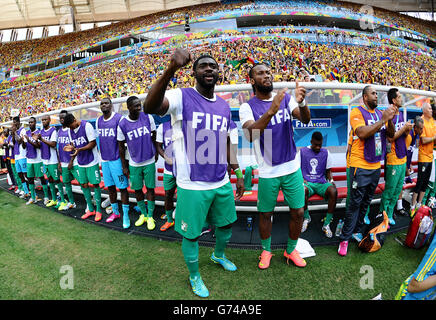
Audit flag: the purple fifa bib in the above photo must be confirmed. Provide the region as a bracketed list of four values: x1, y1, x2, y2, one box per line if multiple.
[162, 121, 173, 174]
[13, 127, 25, 156]
[357, 106, 386, 163]
[300, 147, 328, 184]
[57, 128, 72, 164]
[97, 113, 122, 161]
[247, 93, 296, 166]
[40, 127, 56, 161]
[26, 129, 39, 159]
[181, 88, 230, 182]
[393, 112, 407, 159]
[70, 121, 94, 166]
[118, 113, 155, 163]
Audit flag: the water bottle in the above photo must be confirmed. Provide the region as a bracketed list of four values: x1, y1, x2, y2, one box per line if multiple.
[335, 219, 344, 237]
[247, 216, 253, 231]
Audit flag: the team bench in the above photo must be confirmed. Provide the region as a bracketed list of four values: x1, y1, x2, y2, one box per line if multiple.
[58, 161, 418, 210]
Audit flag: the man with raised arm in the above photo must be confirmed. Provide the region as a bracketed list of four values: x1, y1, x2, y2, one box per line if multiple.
[143, 49, 244, 298]
[239, 63, 310, 270]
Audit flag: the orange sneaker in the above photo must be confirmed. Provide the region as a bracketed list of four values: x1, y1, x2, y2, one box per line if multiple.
[258, 250, 274, 269]
[160, 221, 175, 231]
[94, 212, 102, 222]
[283, 249, 306, 267]
[81, 210, 95, 220]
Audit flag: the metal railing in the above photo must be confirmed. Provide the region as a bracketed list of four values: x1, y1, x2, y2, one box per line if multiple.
[2, 82, 435, 127]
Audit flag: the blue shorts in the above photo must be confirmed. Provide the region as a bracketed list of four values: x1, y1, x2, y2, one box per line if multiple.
[101, 159, 129, 189]
[15, 158, 27, 173]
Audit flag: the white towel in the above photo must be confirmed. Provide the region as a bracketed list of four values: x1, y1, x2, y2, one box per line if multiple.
[296, 238, 316, 258]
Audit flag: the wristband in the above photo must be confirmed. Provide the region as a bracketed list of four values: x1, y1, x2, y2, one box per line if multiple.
[235, 168, 243, 179]
[298, 99, 306, 108]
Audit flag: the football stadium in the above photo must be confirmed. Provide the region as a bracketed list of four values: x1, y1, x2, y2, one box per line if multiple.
[0, 0, 435, 304]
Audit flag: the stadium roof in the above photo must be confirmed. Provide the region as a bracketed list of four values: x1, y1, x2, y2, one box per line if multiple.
[0, 0, 218, 30]
[1, 0, 434, 30]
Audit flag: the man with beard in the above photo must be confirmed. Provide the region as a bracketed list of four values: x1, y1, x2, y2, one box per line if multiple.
[239, 63, 310, 270]
[378, 88, 412, 226]
[96, 98, 130, 227]
[143, 50, 245, 298]
[338, 86, 396, 256]
[298, 131, 337, 238]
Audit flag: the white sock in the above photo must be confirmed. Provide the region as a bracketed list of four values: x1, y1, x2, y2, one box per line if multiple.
[397, 200, 403, 210]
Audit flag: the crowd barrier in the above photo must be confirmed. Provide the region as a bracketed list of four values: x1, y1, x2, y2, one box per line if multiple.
[2, 82, 435, 212]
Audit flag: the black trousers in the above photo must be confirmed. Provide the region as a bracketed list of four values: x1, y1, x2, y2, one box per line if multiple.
[340, 167, 381, 241]
[413, 162, 432, 193]
[5, 159, 17, 186]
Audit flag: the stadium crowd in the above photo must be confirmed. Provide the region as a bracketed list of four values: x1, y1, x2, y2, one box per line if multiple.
[0, 49, 435, 299]
[0, 0, 434, 71]
[0, 30, 434, 122]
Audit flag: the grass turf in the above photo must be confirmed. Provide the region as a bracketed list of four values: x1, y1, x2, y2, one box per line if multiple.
[0, 189, 428, 300]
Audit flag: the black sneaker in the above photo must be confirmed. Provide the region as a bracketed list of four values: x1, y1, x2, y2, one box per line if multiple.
[200, 226, 212, 236]
[397, 208, 408, 216]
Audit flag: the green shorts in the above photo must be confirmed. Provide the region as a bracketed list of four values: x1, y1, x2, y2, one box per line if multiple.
[163, 173, 176, 191]
[129, 163, 156, 191]
[175, 182, 237, 239]
[61, 165, 80, 184]
[257, 169, 305, 212]
[305, 181, 334, 199]
[44, 163, 60, 181]
[27, 162, 44, 178]
[77, 164, 101, 185]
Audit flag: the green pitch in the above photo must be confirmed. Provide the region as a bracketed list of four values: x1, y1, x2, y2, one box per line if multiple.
[0, 189, 427, 300]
